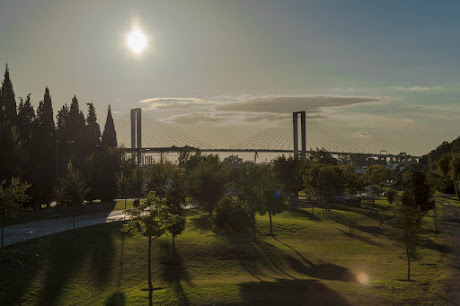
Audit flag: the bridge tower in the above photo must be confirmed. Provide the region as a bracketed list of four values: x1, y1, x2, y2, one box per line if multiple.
[130, 108, 142, 163]
[293, 111, 306, 159]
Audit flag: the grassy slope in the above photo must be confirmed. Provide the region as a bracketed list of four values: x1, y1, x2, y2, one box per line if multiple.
[0, 197, 453, 305]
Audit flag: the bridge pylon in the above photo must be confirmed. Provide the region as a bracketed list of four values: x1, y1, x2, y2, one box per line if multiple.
[130, 108, 142, 163]
[293, 111, 306, 159]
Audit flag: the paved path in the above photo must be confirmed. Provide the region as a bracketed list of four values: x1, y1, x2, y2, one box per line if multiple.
[2, 210, 129, 247]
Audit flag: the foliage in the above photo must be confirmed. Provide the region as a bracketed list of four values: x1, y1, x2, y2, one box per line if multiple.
[386, 190, 397, 205]
[55, 161, 89, 207]
[404, 169, 434, 213]
[273, 155, 304, 209]
[0, 64, 17, 127]
[364, 164, 390, 187]
[391, 194, 424, 281]
[122, 191, 169, 291]
[0, 177, 29, 249]
[186, 155, 227, 215]
[214, 196, 251, 234]
[102, 105, 117, 148]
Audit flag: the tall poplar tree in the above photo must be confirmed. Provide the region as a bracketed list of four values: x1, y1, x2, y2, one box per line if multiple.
[102, 105, 117, 147]
[17, 94, 36, 146]
[86, 103, 101, 153]
[0, 65, 17, 127]
[32, 87, 56, 203]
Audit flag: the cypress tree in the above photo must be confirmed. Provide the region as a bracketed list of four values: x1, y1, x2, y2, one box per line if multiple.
[56, 104, 69, 142]
[102, 105, 117, 147]
[32, 87, 56, 204]
[0, 64, 17, 127]
[86, 103, 101, 153]
[17, 94, 36, 146]
[68, 96, 86, 147]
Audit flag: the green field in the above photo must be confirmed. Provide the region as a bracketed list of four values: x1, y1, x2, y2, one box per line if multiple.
[0, 197, 454, 305]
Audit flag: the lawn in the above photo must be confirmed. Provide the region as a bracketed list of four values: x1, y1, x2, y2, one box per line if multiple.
[0, 197, 454, 305]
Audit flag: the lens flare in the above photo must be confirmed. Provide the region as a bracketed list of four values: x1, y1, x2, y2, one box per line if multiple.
[356, 272, 369, 284]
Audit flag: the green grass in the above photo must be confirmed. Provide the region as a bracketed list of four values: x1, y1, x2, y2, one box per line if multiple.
[0, 196, 454, 305]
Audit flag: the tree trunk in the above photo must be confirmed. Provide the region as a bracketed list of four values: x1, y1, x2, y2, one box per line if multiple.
[1, 212, 5, 249]
[407, 256, 411, 281]
[172, 235, 175, 265]
[252, 213, 256, 241]
[148, 237, 153, 291]
[289, 194, 298, 210]
[269, 212, 273, 236]
[406, 246, 411, 281]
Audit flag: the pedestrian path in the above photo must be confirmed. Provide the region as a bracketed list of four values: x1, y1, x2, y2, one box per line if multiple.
[3, 210, 128, 247]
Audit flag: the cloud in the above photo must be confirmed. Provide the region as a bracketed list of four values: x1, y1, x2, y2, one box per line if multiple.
[216, 95, 381, 114]
[353, 131, 370, 138]
[139, 97, 213, 111]
[163, 111, 295, 125]
[392, 86, 442, 92]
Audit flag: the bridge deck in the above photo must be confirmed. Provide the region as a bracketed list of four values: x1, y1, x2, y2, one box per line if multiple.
[124, 146, 421, 159]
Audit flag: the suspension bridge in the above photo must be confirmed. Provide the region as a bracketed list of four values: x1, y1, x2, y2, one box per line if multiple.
[113, 108, 420, 163]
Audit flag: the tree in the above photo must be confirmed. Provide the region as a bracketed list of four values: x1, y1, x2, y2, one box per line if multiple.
[122, 191, 168, 291]
[262, 188, 287, 236]
[309, 148, 337, 166]
[318, 165, 344, 211]
[273, 155, 304, 210]
[186, 155, 227, 215]
[386, 190, 397, 205]
[116, 170, 134, 214]
[214, 196, 251, 235]
[0, 125, 22, 181]
[0, 178, 29, 252]
[404, 169, 434, 213]
[17, 94, 35, 146]
[391, 193, 423, 281]
[102, 105, 117, 148]
[64, 96, 87, 164]
[145, 159, 176, 199]
[0, 64, 17, 127]
[365, 164, 390, 188]
[86, 103, 101, 153]
[165, 213, 186, 264]
[239, 164, 272, 240]
[32, 88, 56, 204]
[342, 164, 365, 197]
[55, 161, 89, 228]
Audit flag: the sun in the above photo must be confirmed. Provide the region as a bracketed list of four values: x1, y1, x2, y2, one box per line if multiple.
[127, 29, 148, 54]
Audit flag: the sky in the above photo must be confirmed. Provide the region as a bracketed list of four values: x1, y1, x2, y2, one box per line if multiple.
[1, 0, 459, 155]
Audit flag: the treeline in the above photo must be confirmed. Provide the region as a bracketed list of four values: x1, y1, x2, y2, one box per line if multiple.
[420, 138, 460, 197]
[0, 65, 123, 206]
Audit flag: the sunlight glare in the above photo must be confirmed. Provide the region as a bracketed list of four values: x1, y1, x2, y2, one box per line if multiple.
[127, 29, 147, 54]
[356, 272, 369, 285]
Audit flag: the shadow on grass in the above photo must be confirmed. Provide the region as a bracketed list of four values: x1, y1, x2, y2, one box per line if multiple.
[35, 223, 118, 306]
[105, 291, 125, 306]
[237, 278, 350, 305]
[158, 241, 193, 305]
[255, 239, 357, 283]
[190, 214, 214, 233]
[420, 238, 453, 254]
[290, 209, 322, 223]
[334, 227, 383, 247]
[0, 240, 44, 305]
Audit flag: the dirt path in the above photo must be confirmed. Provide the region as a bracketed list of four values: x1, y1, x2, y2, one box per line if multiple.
[437, 200, 460, 305]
